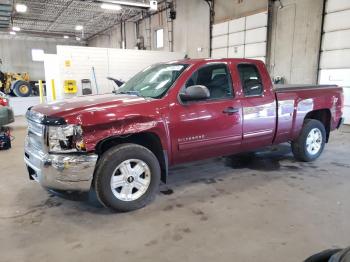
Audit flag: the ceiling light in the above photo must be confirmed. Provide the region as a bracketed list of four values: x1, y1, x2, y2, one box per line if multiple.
[12, 26, 21, 32]
[9, 31, 16, 35]
[15, 4, 27, 13]
[101, 3, 122, 11]
[63, 35, 69, 39]
[75, 25, 83, 31]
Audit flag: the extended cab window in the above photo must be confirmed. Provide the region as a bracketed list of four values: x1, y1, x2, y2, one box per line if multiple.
[237, 64, 263, 97]
[185, 64, 233, 100]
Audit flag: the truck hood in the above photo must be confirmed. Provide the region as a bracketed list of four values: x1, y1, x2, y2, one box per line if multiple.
[31, 94, 151, 119]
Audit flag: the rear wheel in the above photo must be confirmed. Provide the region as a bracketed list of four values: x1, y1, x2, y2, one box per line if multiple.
[291, 119, 326, 162]
[94, 143, 161, 212]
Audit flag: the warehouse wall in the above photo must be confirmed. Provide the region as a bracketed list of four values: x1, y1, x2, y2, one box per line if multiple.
[268, 0, 324, 84]
[175, 0, 210, 57]
[88, 0, 324, 85]
[0, 34, 80, 80]
[214, 0, 268, 22]
[88, 0, 210, 58]
[88, 22, 136, 49]
[319, 0, 350, 124]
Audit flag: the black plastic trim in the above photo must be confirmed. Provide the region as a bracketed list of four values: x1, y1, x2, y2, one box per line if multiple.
[27, 107, 66, 126]
[162, 150, 169, 184]
[41, 115, 67, 126]
[337, 117, 344, 129]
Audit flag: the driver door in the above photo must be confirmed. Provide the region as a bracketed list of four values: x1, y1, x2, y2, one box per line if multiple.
[168, 63, 242, 164]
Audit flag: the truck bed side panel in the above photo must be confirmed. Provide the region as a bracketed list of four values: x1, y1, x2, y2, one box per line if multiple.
[274, 86, 343, 143]
[273, 92, 296, 144]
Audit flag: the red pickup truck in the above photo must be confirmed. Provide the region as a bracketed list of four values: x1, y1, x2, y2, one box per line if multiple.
[25, 58, 344, 212]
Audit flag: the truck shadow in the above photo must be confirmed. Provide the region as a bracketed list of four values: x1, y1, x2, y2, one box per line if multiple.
[46, 143, 304, 213]
[166, 143, 297, 186]
[47, 188, 105, 210]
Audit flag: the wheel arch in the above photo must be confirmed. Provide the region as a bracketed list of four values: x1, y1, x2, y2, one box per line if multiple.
[304, 108, 331, 142]
[95, 132, 168, 183]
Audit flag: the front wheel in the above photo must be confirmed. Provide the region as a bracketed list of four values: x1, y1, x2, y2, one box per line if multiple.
[291, 119, 326, 162]
[94, 143, 161, 212]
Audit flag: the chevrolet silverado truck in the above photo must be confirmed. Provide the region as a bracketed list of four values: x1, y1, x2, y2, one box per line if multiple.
[24, 58, 344, 212]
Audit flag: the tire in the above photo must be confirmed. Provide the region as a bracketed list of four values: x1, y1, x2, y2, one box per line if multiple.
[11, 80, 32, 97]
[291, 119, 326, 162]
[329, 247, 350, 262]
[94, 143, 161, 212]
[304, 249, 342, 262]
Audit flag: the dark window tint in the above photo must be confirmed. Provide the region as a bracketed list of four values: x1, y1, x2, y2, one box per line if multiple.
[237, 64, 263, 97]
[185, 64, 233, 99]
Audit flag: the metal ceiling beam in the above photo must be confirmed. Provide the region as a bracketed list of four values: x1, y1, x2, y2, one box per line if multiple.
[8, 0, 146, 38]
[96, 0, 151, 9]
[0, 10, 11, 16]
[13, 17, 56, 23]
[0, 28, 77, 37]
[0, 5, 11, 12]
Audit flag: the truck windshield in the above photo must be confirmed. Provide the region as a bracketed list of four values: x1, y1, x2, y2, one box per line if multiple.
[116, 64, 188, 98]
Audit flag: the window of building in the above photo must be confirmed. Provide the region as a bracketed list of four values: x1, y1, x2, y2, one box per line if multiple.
[31, 49, 45, 62]
[155, 28, 164, 49]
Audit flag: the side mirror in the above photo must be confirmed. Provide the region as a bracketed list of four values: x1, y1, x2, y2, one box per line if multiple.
[107, 77, 124, 87]
[179, 85, 210, 101]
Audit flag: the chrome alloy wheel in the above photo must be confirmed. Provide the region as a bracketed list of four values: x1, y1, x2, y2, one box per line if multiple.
[110, 159, 151, 201]
[306, 128, 322, 155]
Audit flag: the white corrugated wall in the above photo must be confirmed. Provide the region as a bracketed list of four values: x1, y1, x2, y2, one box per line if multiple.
[319, 0, 350, 124]
[211, 11, 268, 63]
[55, 46, 185, 97]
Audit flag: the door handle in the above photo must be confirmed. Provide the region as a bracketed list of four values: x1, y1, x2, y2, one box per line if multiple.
[223, 107, 240, 115]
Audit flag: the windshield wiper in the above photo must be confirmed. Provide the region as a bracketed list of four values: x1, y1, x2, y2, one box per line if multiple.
[117, 91, 142, 97]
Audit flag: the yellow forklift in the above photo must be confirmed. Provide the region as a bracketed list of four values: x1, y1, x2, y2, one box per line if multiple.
[0, 59, 32, 97]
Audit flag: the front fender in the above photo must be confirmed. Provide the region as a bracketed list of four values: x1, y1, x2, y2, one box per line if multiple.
[82, 115, 170, 154]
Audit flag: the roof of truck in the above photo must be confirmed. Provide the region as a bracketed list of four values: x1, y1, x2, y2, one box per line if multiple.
[166, 58, 264, 65]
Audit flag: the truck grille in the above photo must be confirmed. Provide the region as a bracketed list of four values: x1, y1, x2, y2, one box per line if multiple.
[27, 121, 45, 151]
[27, 120, 44, 137]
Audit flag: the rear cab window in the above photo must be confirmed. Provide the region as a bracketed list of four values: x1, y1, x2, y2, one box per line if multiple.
[237, 64, 264, 97]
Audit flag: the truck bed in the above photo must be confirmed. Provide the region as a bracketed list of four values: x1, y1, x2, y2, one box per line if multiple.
[273, 83, 343, 145]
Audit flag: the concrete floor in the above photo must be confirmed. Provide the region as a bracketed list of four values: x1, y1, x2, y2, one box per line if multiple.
[1, 117, 350, 262]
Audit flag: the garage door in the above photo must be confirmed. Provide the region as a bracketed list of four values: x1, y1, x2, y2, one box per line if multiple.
[211, 11, 268, 63]
[319, 0, 350, 124]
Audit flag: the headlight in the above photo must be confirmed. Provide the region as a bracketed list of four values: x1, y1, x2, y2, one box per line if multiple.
[48, 124, 86, 153]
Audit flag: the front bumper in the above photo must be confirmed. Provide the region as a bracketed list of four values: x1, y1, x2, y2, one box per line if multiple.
[24, 137, 98, 192]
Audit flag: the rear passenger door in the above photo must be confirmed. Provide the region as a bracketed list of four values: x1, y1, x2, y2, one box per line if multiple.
[238, 63, 276, 148]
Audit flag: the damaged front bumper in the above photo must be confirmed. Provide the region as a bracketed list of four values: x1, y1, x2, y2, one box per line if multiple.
[24, 136, 98, 192]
